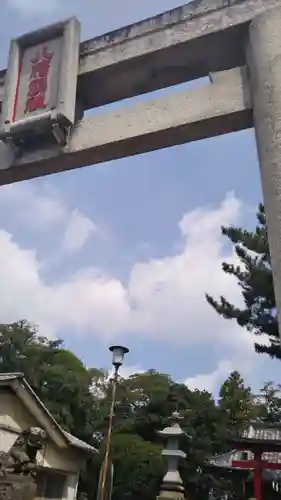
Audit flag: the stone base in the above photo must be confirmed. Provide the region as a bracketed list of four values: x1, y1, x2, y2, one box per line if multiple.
[0, 474, 37, 500]
[157, 489, 185, 500]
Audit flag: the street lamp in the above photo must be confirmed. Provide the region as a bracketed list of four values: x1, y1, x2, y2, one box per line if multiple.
[98, 345, 129, 500]
[109, 345, 129, 371]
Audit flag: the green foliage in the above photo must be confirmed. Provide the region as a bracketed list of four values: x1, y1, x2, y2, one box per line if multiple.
[206, 203, 281, 359]
[108, 434, 163, 500]
[1, 321, 280, 500]
[0, 320, 98, 443]
[258, 381, 281, 423]
[218, 371, 255, 432]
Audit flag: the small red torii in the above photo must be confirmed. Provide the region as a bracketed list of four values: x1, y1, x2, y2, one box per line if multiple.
[229, 423, 281, 500]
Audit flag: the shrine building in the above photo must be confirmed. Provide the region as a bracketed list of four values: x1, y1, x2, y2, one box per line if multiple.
[0, 373, 97, 500]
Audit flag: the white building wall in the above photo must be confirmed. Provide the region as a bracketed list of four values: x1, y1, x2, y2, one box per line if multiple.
[0, 389, 83, 500]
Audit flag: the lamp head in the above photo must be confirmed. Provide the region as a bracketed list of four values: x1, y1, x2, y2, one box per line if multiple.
[109, 345, 129, 369]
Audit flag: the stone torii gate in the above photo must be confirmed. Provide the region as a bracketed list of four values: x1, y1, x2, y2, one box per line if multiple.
[0, 0, 281, 339]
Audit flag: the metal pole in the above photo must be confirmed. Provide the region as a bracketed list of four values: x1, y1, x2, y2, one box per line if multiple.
[99, 367, 118, 500]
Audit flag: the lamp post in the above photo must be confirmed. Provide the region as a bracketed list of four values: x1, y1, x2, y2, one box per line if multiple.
[99, 345, 129, 500]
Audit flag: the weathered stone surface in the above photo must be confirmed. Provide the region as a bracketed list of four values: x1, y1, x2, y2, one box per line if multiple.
[247, 6, 281, 350]
[0, 428, 46, 500]
[157, 490, 185, 500]
[0, 66, 252, 185]
[0, 0, 280, 109]
[43, 0, 281, 107]
[0, 475, 36, 500]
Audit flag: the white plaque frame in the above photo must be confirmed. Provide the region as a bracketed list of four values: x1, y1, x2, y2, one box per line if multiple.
[0, 17, 80, 139]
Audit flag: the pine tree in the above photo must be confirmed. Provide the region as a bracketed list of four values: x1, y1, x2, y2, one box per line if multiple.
[206, 203, 281, 360]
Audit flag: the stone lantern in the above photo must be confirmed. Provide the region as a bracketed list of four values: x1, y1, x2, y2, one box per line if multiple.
[157, 411, 186, 500]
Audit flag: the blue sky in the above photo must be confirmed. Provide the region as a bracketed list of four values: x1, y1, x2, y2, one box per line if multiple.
[0, 0, 279, 395]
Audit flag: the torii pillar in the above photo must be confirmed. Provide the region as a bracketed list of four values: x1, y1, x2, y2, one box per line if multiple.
[248, 7, 281, 337]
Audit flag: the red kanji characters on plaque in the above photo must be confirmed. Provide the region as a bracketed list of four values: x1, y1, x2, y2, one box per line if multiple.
[24, 45, 54, 114]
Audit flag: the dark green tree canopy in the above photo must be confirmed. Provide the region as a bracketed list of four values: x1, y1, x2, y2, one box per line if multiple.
[0, 320, 98, 443]
[1, 320, 280, 500]
[206, 203, 281, 359]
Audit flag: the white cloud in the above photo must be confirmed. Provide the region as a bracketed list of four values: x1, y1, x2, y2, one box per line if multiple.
[0, 183, 67, 230]
[118, 364, 145, 379]
[0, 183, 98, 252]
[0, 185, 266, 390]
[185, 360, 235, 394]
[184, 337, 263, 395]
[7, 0, 59, 16]
[124, 192, 246, 347]
[61, 209, 98, 252]
[104, 364, 145, 382]
[0, 190, 249, 354]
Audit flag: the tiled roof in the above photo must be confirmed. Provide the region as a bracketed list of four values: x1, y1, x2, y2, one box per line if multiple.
[242, 424, 281, 442]
[0, 373, 22, 381]
[63, 432, 96, 453]
[209, 449, 281, 467]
